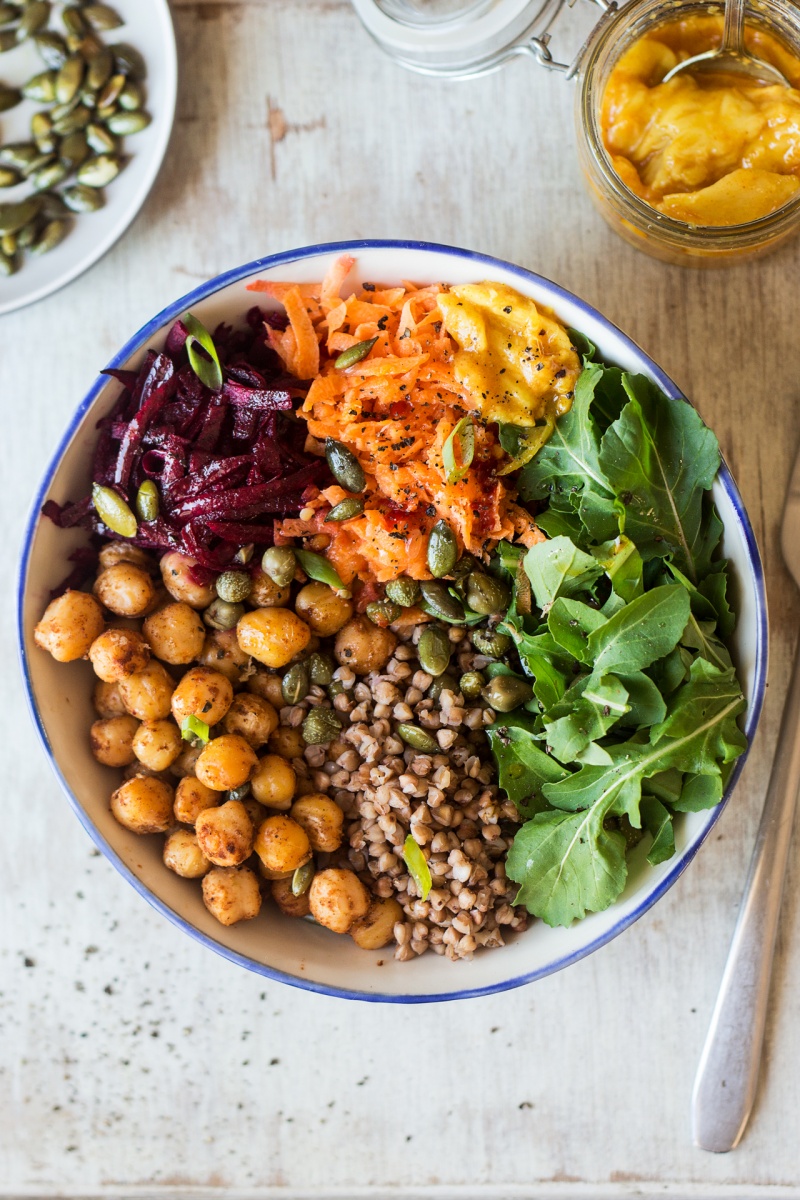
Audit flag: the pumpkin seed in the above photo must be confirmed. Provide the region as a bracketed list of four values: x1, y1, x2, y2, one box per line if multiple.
[291, 861, 314, 897]
[0, 84, 20, 111]
[20, 152, 53, 177]
[61, 5, 85, 35]
[0, 142, 38, 169]
[427, 519, 459, 578]
[83, 3, 122, 31]
[395, 723, 438, 753]
[301, 707, 342, 746]
[55, 55, 84, 103]
[471, 628, 512, 658]
[215, 570, 252, 604]
[0, 231, 15, 254]
[86, 44, 112, 89]
[459, 670, 485, 699]
[0, 195, 41, 235]
[226, 782, 251, 803]
[106, 108, 150, 136]
[117, 79, 142, 110]
[281, 662, 309, 706]
[79, 84, 97, 107]
[325, 437, 365, 493]
[77, 152, 118, 186]
[38, 189, 68, 218]
[91, 483, 136, 536]
[16, 218, 38, 247]
[52, 103, 90, 134]
[0, 248, 17, 275]
[30, 215, 68, 254]
[202, 599, 244, 631]
[261, 546, 296, 588]
[49, 94, 79, 121]
[135, 479, 159, 522]
[365, 599, 401, 628]
[22, 70, 56, 102]
[74, 30, 102, 59]
[0, 4, 18, 24]
[417, 626, 452, 677]
[385, 576, 421, 608]
[113, 42, 146, 79]
[481, 675, 533, 713]
[33, 131, 57, 154]
[95, 101, 115, 120]
[0, 29, 18, 51]
[35, 30, 68, 68]
[60, 129, 89, 166]
[466, 571, 510, 616]
[0, 166, 18, 187]
[419, 580, 464, 623]
[16, 0, 49, 40]
[324, 496, 364, 523]
[61, 181, 103, 211]
[334, 336, 378, 370]
[96, 70, 123, 107]
[307, 652, 335, 686]
[85, 120, 115, 153]
[33, 159, 68, 190]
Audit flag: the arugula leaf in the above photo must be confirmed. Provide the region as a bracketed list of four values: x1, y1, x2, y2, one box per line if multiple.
[642, 768, 683, 805]
[681, 613, 733, 672]
[544, 674, 629, 764]
[591, 365, 628, 430]
[587, 584, 691, 674]
[547, 597, 607, 663]
[524, 536, 604, 611]
[698, 563, 736, 638]
[640, 795, 675, 865]
[512, 630, 572, 710]
[670, 772, 724, 812]
[593, 535, 644, 604]
[486, 712, 569, 816]
[598, 374, 721, 582]
[648, 644, 693, 695]
[536, 507, 584, 541]
[506, 805, 627, 927]
[497, 416, 556, 475]
[616, 671, 667, 727]
[578, 485, 624, 543]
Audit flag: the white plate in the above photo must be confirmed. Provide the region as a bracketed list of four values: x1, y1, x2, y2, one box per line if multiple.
[0, 0, 177, 315]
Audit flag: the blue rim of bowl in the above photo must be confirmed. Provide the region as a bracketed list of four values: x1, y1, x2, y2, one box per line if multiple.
[17, 239, 768, 1004]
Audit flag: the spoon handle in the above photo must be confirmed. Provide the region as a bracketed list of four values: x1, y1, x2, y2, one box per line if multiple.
[722, 0, 747, 56]
[692, 643, 800, 1152]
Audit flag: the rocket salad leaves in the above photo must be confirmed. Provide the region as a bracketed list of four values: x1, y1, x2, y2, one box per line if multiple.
[489, 351, 746, 928]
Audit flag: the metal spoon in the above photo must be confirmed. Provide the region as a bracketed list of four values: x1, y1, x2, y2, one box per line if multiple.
[662, 0, 788, 86]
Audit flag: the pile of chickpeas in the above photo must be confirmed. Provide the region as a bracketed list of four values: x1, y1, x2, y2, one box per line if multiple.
[33, 542, 406, 951]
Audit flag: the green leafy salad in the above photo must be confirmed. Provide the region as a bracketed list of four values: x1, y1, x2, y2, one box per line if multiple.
[485, 341, 747, 928]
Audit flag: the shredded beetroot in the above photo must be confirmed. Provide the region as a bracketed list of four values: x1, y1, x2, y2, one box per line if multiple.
[44, 311, 329, 572]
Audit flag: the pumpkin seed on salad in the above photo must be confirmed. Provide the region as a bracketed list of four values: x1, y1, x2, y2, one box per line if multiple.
[34, 257, 747, 960]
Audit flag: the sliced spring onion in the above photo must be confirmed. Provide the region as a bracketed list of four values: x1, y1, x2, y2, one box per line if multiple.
[135, 479, 159, 522]
[402, 834, 432, 901]
[180, 714, 210, 744]
[295, 549, 352, 597]
[496, 413, 556, 476]
[92, 483, 137, 538]
[334, 336, 378, 370]
[183, 311, 223, 393]
[442, 416, 475, 484]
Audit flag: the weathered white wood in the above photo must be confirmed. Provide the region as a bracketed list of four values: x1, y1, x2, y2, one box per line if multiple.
[2, 0, 800, 1194]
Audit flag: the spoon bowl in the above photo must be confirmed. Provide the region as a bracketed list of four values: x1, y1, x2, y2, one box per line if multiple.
[662, 0, 789, 86]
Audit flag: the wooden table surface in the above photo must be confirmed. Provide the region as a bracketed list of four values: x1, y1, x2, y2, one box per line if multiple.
[2, 0, 800, 1196]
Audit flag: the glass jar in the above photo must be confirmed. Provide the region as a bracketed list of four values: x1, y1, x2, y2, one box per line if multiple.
[352, 0, 800, 264]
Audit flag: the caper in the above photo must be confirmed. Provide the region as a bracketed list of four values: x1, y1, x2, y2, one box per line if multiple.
[62, 181, 104, 212]
[0, 29, 17, 52]
[135, 479, 159, 522]
[202, 598, 244, 632]
[327, 680, 346, 700]
[292, 860, 315, 897]
[366, 599, 401, 628]
[419, 580, 464, 622]
[449, 553, 480, 584]
[96, 70, 124, 107]
[385, 577, 421, 608]
[60, 129, 89, 167]
[307, 652, 335, 686]
[466, 571, 511, 616]
[0, 248, 17, 275]
[118, 79, 143, 110]
[459, 670, 486, 699]
[395, 723, 438, 753]
[302, 707, 342, 746]
[52, 103, 90, 135]
[22, 70, 56, 103]
[33, 160, 69, 191]
[35, 30, 68, 68]
[91, 482, 136, 537]
[86, 45, 112, 90]
[106, 109, 150, 135]
[83, 3, 122, 31]
[325, 437, 365, 494]
[0, 195, 41, 235]
[427, 519, 459, 578]
[0, 142, 38, 169]
[282, 662, 309, 706]
[482, 676, 534, 713]
[261, 545, 296, 588]
[0, 85, 20, 111]
[112, 42, 146, 79]
[324, 496, 364, 524]
[0, 167, 18, 187]
[417, 626, 451, 677]
[76, 152, 119, 186]
[215, 569, 252, 604]
[16, 0, 49, 40]
[226, 782, 251, 803]
[427, 671, 458, 703]
[470, 628, 512, 658]
[61, 5, 85, 35]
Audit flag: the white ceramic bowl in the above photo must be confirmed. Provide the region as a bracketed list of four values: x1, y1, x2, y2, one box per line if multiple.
[18, 241, 768, 1003]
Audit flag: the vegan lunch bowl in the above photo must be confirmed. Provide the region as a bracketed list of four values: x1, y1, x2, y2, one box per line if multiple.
[19, 241, 767, 1002]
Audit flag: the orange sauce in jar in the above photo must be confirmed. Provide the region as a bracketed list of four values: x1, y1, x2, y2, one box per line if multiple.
[601, 16, 800, 224]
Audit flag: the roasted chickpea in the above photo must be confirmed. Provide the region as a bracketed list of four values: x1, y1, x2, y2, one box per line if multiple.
[34, 590, 105, 662]
[88, 628, 150, 682]
[171, 671, 232, 734]
[163, 828, 210, 879]
[290, 794, 344, 852]
[267, 726, 306, 760]
[143, 602, 205, 665]
[118, 659, 175, 721]
[93, 563, 156, 618]
[250, 753, 296, 810]
[246, 668, 285, 708]
[197, 629, 250, 683]
[132, 718, 183, 772]
[98, 542, 157, 574]
[249, 568, 290, 608]
[195, 734, 258, 792]
[334, 616, 397, 675]
[254, 814, 311, 874]
[174, 775, 218, 825]
[202, 865, 262, 925]
[309, 868, 369, 934]
[122, 763, 171, 783]
[350, 897, 404, 950]
[90, 715, 139, 767]
[195, 799, 254, 866]
[221, 693, 278, 747]
[295, 582, 353, 637]
[160, 551, 217, 608]
[93, 679, 127, 718]
[271, 875, 311, 918]
[110, 775, 174, 834]
[236, 608, 311, 669]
